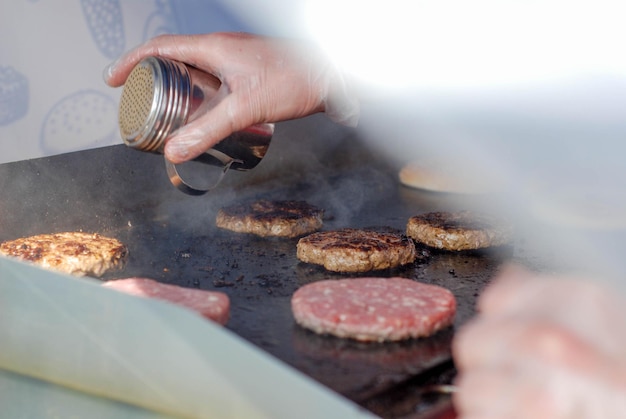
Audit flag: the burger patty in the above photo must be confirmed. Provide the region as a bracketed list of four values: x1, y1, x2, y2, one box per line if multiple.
[291, 277, 456, 342]
[103, 277, 230, 325]
[0, 232, 128, 277]
[216, 200, 324, 238]
[406, 211, 512, 251]
[296, 228, 416, 272]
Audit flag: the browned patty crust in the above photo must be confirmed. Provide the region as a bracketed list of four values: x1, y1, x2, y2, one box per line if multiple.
[216, 200, 324, 238]
[406, 211, 512, 251]
[0, 232, 128, 277]
[296, 228, 417, 272]
[291, 277, 457, 342]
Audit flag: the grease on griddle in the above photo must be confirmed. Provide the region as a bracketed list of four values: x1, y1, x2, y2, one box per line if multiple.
[291, 326, 453, 402]
[212, 278, 235, 288]
[255, 273, 290, 297]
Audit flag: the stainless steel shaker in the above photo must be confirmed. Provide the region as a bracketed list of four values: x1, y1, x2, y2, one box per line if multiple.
[117, 56, 273, 195]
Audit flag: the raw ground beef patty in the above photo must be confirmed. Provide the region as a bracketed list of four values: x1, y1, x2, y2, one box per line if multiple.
[291, 277, 456, 342]
[103, 278, 230, 325]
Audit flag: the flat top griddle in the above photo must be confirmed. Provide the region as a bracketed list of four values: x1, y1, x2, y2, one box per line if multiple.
[0, 117, 542, 417]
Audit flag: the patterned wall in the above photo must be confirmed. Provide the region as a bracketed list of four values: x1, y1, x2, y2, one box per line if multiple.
[0, 0, 247, 164]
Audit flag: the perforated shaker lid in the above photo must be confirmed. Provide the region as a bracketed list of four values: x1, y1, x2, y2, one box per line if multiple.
[118, 58, 161, 150]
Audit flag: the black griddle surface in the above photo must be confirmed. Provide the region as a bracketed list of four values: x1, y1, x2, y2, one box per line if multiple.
[0, 119, 527, 417]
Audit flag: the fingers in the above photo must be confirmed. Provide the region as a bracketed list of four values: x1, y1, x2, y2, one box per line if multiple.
[103, 33, 215, 87]
[103, 36, 165, 87]
[453, 316, 522, 370]
[163, 113, 230, 164]
[476, 265, 626, 353]
[104, 32, 267, 87]
[454, 313, 602, 371]
[163, 88, 254, 163]
[453, 314, 626, 419]
[455, 265, 626, 418]
[103, 31, 341, 163]
[454, 368, 556, 419]
[477, 264, 594, 318]
[476, 263, 541, 315]
[453, 317, 591, 419]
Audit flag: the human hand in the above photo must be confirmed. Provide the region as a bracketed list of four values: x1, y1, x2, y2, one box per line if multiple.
[104, 32, 358, 163]
[452, 264, 626, 419]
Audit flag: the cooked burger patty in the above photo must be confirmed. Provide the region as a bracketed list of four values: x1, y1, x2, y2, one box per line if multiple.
[103, 278, 230, 325]
[296, 228, 416, 272]
[406, 211, 512, 251]
[216, 200, 324, 238]
[291, 277, 456, 342]
[0, 232, 128, 277]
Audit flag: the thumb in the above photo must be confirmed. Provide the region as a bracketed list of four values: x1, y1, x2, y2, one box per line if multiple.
[163, 90, 253, 164]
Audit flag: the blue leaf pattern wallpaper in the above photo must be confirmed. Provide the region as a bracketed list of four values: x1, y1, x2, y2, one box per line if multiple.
[0, 66, 29, 126]
[80, 0, 126, 60]
[0, 0, 248, 164]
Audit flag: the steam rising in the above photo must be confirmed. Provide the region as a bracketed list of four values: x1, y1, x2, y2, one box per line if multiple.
[219, 0, 626, 288]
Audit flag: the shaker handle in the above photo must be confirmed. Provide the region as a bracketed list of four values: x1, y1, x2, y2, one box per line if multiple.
[164, 148, 242, 196]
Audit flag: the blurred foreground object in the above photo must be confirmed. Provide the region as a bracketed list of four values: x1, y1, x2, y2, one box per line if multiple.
[453, 264, 626, 418]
